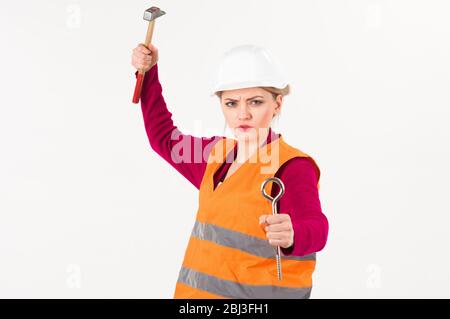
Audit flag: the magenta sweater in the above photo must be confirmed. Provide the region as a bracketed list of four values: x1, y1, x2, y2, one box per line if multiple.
[136, 64, 328, 257]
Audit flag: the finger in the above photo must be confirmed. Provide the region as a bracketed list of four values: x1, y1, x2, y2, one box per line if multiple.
[265, 223, 290, 232]
[142, 54, 152, 62]
[137, 51, 151, 59]
[266, 231, 288, 240]
[139, 48, 151, 56]
[136, 55, 152, 65]
[138, 43, 151, 54]
[266, 215, 283, 225]
[137, 63, 148, 70]
[267, 214, 291, 225]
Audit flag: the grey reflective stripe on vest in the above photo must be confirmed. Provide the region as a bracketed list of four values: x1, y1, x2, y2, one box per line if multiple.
[192, 220, 316, 261]
[178, 266, 311, 299]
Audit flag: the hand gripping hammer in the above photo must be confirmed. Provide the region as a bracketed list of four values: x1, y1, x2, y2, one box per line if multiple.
[132, 6, 166, 104]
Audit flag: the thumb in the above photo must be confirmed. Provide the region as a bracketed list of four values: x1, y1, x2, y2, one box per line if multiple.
[147, 43, 158, 52]
[259, 215, 269, 226]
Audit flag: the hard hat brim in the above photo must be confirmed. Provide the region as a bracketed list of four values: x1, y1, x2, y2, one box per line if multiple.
[211, 80, 289, 97]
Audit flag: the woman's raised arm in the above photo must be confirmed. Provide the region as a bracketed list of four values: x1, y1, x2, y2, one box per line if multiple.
[134, 55, 223, 189]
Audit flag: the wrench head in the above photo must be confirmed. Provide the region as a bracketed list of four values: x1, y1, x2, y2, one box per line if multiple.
[143, 6, 166, 22]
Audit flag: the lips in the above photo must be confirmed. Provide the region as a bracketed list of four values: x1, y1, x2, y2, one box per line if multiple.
[237, 125, 253, 132]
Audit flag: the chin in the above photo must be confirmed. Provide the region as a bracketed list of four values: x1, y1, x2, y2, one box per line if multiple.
[234, 128, 259, 142]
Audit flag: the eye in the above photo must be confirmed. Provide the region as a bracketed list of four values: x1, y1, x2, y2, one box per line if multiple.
[224, 100, 263, 107]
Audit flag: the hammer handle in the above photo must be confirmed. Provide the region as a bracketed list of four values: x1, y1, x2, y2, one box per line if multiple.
[132, 19, 156, 104]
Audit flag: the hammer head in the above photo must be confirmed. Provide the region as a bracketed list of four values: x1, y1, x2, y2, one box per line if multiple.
[143, 6, 166, 22]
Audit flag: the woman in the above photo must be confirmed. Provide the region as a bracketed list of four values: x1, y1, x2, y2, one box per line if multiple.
[131, 43, 329, 299]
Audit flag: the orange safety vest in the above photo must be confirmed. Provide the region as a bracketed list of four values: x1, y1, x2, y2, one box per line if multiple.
[174, 134, 321, 299]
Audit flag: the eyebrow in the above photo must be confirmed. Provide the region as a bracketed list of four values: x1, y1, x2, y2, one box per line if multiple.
[224, 96, 264, 101]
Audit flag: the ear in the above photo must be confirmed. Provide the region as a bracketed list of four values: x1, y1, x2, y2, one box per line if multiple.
[274, 95, 283, 114]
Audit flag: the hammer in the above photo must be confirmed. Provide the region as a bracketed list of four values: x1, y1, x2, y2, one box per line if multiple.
[132, 6, 166, 104]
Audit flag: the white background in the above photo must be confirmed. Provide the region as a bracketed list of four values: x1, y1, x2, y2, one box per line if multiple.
[1, 0, 449, 298]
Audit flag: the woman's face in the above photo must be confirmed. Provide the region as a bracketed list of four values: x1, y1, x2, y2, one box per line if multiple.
[220, 87, 282, 144]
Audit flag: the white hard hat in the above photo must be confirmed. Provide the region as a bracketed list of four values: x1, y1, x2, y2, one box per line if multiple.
[210, 44, 289, 97]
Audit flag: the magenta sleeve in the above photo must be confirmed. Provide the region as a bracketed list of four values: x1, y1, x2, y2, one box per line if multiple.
[276, 157, 329, 257]
[137, 64, 224, 189]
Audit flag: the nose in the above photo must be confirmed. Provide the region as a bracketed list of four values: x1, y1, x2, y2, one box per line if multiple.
[237, 103, 251, 120]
